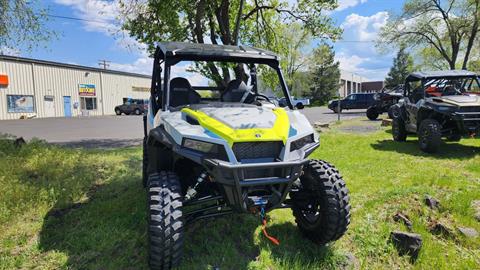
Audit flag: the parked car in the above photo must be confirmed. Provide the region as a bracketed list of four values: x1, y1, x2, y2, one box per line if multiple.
[114, 99, 148, 115]
[328, 93, 375, 113]
[278, 96, 310, 109]
[366, 85, 404, 120]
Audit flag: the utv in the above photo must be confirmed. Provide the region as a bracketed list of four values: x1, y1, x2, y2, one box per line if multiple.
[143, 42, 351, 269]
[366, 85, 403, 120]
[392, 70, 480, 153]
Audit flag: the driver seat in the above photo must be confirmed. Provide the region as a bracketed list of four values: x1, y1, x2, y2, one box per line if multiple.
[221, 79, 254, 103]
[169, 77, 201, 107]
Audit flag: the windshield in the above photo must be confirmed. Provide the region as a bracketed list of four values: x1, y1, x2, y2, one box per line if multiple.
[164, 61, 287, 109]
[424, 77, 480, 97]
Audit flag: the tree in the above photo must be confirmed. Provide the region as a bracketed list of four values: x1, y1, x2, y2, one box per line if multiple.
[0, 0, 53, 52]
[119, 0, 341, 86]
[385, 48, 414, 87]
[378, 0, 480, 70]
[256, 23, 313, 96]
[308, 44, 340, 105]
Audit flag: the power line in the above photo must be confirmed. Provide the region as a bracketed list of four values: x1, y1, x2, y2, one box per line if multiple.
[45, 13, 379, 44]
[45, 13, 111, 24]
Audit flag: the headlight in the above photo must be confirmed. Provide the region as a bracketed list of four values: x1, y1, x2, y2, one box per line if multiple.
[437, 106, 453, 111]
[183, 138, 217, 153]
[290, 134, 314, 152]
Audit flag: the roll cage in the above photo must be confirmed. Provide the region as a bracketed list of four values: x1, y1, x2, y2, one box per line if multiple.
[149, 42, 294, 114]
[403, 70, 480, 101]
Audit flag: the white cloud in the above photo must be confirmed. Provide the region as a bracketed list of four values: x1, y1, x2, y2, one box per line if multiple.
[341, 11, 388, 42]
[336, 0, 368, 11]
[54, 0, 151, 74]
[335, 52, 389, 81]
[109, 54, 152, 75]
[0, 46, 21, 56]
[333, 11, 391, 81]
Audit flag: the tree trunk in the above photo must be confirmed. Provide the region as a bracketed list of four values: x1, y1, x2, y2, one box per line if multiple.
[462, 1, 479, 70]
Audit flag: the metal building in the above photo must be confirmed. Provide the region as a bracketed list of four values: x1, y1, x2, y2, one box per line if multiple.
[338, 70, 368, 97]
[0, 55, 151, 120]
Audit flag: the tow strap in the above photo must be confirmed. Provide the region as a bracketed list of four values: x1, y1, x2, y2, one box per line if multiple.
[260, 206, 280, 245]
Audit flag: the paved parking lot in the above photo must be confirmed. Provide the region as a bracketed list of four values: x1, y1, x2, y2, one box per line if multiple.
[0, 107, 366, 147]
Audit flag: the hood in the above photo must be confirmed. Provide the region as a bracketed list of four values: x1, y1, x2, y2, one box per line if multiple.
[181, 106, 290, 145]
[430, 95, 480, 106]
[195, 106, 277, 129]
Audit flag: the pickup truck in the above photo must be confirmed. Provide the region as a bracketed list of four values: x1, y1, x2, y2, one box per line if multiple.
[278, 96, 310, 109]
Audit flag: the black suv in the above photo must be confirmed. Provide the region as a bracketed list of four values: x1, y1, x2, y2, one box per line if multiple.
[114, 99, 148, 115]
[392, 70, 480, 153]
[328, 93, 375, 113]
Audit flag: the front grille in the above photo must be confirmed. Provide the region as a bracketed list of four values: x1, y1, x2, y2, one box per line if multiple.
[459, 106, 480, 112]
[232, 141, 283, 161]
[457, 107, 480, 120]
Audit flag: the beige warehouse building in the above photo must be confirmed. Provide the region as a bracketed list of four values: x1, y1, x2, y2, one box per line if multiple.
[0, 55, 151, 120]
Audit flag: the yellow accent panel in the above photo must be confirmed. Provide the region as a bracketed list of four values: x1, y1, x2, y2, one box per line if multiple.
[182, 108, 290, 146]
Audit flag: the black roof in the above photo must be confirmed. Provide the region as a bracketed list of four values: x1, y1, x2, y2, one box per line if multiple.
[0, 55, 151, 78]
[406, 70, 478, 81]
[157, 42, 280, 66]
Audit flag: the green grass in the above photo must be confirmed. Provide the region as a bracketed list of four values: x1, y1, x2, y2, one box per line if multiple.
[0, 120, 479, 270]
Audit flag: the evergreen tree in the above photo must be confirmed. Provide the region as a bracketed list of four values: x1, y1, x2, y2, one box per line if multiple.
[385, 48, 414, 87]
[309, 45, 340, 105]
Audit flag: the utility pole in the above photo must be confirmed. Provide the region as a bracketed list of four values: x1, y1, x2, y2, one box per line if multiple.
[98, 60, 110, 70]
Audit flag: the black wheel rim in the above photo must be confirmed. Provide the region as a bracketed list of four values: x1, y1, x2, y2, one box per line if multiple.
[420, 128, 429, 147]
[392, 109, 399, 118]
[301, 202, 321, 224]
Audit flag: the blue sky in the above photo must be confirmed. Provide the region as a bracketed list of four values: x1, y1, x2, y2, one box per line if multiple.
[11, 0, 406, 81]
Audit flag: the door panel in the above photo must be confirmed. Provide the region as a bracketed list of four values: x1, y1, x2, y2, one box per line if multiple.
[44, 96, 55, 117]
[63, 96, 72, 117]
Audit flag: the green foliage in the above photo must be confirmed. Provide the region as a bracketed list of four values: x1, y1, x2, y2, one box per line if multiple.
[384, 48, 414, 87]
[469, 59, 480, 73]
[0, 0, 53, 52]
[256, 23, 313, 96]
[308, 44, 340, 105]
[378, 0, 480, 70]
[119, 0, 341, 85]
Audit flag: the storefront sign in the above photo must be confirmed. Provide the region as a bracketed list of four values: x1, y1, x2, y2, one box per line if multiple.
[7, 95, 34, 113]
[132, 86, 150, 92]
[0, 74, 8, 87]
[78, 84, 96, 96]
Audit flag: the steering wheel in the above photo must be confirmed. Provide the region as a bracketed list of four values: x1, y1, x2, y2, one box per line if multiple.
[254, 93, 272, 103]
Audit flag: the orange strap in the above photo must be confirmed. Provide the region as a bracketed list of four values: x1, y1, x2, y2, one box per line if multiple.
[261, 219, 280, 245]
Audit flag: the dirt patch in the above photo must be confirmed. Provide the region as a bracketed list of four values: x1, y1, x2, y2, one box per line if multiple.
[52, 139, 142, 149]
[337, 122, 382, 134]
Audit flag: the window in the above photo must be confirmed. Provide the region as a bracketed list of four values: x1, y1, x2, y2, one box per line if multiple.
[80, 97, 97, 110]
[7, 95, 35, 113]
[347, 94, 357, 100]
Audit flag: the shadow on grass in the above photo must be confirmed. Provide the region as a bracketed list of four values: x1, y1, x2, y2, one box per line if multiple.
[179, 215, 342, 269]
[38, 157, 149, 270]
[37, 154, 343, 269]
[261, 222, 344, 269]
[371, 139, 480, 159]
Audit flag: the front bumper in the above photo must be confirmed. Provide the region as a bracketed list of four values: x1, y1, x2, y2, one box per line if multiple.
[452, 112, 480, 135]
[203, 158, 308, 212]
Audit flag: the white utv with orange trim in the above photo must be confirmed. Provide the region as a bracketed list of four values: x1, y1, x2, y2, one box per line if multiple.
[143, 42, 351, 269]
